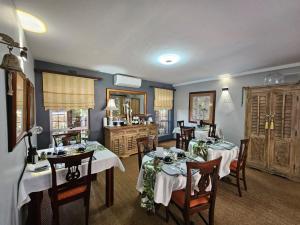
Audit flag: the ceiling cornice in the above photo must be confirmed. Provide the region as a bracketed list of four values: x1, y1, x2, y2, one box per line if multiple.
[173, 62, 300, 87]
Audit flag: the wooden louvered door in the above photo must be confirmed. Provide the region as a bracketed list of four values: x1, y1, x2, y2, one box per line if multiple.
[293, 91, 300, 180]
[268, 89, 297, 176]
[246, 88, 270, 169]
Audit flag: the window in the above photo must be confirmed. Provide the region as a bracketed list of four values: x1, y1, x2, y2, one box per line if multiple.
[50, 109, 89, 138]
[155, 109, 171, 136]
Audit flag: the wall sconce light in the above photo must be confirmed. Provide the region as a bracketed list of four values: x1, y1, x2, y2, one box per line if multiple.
[222, 87, 229, 92]
[221, 87, 231, 103]
[0, 33, 28, 72]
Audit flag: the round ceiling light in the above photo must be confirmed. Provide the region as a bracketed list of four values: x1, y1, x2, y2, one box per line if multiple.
[16, 10, 47, 33]
[158, 54, 180, 65]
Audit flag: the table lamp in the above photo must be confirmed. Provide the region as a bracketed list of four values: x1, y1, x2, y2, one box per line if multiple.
[106, 98, 117, 126]
[25, 126, 43, 163]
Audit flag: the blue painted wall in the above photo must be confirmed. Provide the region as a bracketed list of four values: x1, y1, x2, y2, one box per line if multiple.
[35, 60, 174, 149]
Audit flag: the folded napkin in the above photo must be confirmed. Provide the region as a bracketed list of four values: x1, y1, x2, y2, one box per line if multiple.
[161, 164, 181, 176]
[170, 147, 184, 153]
[27, 160, 49, 172]
[155, 148, 166, 158]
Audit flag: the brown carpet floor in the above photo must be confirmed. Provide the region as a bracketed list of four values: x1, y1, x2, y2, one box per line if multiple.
[39, 140, 300, 225]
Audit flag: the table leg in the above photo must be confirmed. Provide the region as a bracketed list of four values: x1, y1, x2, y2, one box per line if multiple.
[105, 167, 114, 207]
[26, 191, 43, 225]
[176, 133, 180, 148]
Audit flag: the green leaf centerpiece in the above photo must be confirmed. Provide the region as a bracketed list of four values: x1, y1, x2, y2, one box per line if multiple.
[192, 140, 208, 161]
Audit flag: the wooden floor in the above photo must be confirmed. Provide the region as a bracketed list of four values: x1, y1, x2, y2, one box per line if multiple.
[38, 140, 300, 225]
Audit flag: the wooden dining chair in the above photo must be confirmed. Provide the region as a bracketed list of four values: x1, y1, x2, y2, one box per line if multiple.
[137, 135, 158, 170]
[166, 157, 222, 225]
[175, 121, 185, 148]
[177, 120, 185, 127]
[53, 131, 81, 147]
[228, 139, 249, 197]
[47, 151, 94, 225]
[181, 127, 195, 150]
[199, 120, 217, 138]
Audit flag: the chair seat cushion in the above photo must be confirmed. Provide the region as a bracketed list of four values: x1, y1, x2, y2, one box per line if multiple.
[57, 185, 87, 201]
[171, 190, 209, 208]
[230, 160, 239, 171]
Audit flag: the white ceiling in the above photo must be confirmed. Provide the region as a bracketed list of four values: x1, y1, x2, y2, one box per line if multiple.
[14, 0, 300, 85]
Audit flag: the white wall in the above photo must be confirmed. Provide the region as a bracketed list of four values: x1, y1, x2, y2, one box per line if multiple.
[0, 0, 35, 225]
[174, 68, 300, 145]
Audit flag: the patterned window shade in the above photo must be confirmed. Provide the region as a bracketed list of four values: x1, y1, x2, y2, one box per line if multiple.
[154, 88, 173, 110]
[43, 72, 95, 110]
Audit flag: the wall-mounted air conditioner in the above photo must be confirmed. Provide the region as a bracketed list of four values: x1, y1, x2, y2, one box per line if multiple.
[114, 74, 142, 88]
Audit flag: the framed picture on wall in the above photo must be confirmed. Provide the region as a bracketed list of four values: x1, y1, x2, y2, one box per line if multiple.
[26, 78, 35, 130]
[189, 91, 216, 124]
[6, 71, 27, 151]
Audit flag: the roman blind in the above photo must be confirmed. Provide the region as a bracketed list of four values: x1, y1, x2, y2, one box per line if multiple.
[154, 88, 173, 110]
[43, 72, 95, 110]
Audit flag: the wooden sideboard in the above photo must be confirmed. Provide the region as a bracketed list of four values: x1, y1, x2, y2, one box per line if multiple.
[104, 124, 158, 158]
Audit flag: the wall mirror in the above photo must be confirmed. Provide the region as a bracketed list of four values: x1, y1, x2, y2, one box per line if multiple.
[106, 88, 147, 117]
[26, 79, 35, 130]
[6, 71, 27, 151]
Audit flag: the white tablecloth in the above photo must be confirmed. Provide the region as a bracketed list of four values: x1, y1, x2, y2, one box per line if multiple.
[188, 141, 239, 178]
[136, 144, 238, 206]
[18, 142, 125, 209]
[136, 154, 202, 207]
[172, 127, 209, 140]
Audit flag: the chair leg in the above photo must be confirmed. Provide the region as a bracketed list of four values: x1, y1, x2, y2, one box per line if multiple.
[53, 205, 60, 225]
[242, 168, 247, 191]
[236, 172, 242, 197]
[208, 207, 215, 225]
[85, 197, 90, 225]
[183, 212, 190, 225]
[165, 206, 169, 223]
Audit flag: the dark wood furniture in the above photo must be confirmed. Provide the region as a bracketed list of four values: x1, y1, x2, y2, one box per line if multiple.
[52, 131, 81, 147]
[175, 126, 194, 149]
[137, 135, 158, 170]
[26, 150, 115, 225]
[200, 120, 217, 138]
[47, 151, 94, 225]
[177, 120, 185, 127]
[175, 121, 184, 148]
[181, 127, 195, 150]
[228, 139, 249, 197]
[166, 157, 222, 225]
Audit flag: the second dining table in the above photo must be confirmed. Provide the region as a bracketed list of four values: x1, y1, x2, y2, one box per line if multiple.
[18, 141, 125, 225]
[136, 141, 239, 209]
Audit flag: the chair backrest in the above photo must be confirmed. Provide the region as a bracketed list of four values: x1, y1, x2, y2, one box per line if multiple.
[208, 124, 216, 137]
[53, 131, 81, 147]
[185, 157, 222, 209]
[180, 126, 194, 136]
[47, 151, 94, 202]
[199, 120, 216, 138]
[182, 128, 195, 150]
[236, 139, 249, 170]
[137, 135, 158, 170]
[177, 120, 185, 127]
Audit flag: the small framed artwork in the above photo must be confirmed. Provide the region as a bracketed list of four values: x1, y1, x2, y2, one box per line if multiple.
[6, 71, 27, 151]
[26, 79, 35, 130]
[189, 91, 216, 124]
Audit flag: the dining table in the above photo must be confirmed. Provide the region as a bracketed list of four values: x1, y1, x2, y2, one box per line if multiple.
[18, 141, 125, 225]
[172, 126, 220, 148]
[136, 141, 238, 210]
